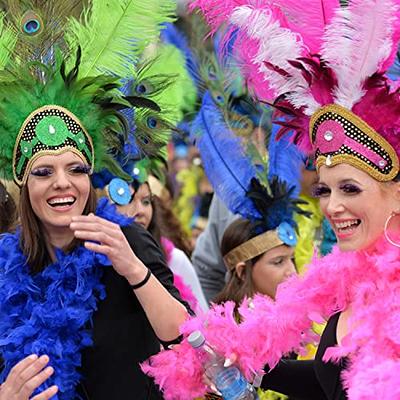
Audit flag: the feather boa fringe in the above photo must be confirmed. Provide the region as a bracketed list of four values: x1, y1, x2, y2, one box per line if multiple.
[0, 198, 131, 400]
[143, 234, 400, 399]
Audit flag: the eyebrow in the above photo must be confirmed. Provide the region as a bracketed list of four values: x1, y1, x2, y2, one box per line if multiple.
[32, 161, 86, 169]
[317, 178, 361, 185]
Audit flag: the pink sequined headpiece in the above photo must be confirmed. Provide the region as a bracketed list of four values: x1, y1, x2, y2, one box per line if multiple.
[191, 0, 400, 181]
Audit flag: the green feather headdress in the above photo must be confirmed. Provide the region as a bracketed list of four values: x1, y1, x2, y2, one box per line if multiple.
[0, 50, 134, 185]
[0, 0, 177, 185]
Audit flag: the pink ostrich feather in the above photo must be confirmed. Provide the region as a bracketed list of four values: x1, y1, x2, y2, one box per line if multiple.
[352, 75, 400, 158]
[271, 0, 339, 54]
[189, 0, 253, 33]
[322, 0, 400, 110]
[144, 234, 400, 399]
[229, 3, 322, 113]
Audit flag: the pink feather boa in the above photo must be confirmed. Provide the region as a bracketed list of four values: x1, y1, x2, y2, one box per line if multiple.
[143, 234, 400, 399]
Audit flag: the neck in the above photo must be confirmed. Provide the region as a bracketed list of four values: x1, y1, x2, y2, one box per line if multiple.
[43, 225, 75, 261]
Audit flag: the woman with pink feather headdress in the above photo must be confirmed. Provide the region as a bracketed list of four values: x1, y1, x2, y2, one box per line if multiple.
[142, 1, 400, 400]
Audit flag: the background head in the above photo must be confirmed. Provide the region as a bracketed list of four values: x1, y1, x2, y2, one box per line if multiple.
[215, 218, 295, 305]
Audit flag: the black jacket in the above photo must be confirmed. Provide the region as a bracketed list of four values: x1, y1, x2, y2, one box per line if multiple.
[78, 222, 190, 400]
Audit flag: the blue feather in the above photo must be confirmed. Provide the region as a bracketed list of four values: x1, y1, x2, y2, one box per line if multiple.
[161, 23, 200, 93]
[387, 52, 400, 81]
[268, 125, 304, 197]
[191, 91, 260, 220]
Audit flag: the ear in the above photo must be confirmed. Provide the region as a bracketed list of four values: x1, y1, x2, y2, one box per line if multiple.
[234, 262, 246, 281]
[388, 180, 400, 204]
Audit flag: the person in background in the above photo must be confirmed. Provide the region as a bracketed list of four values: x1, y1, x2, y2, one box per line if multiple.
[0, 181, 16, 234]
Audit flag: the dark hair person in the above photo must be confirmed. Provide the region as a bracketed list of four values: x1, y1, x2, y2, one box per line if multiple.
[146, 1, 400, 399]
[0, 41, 188, 400]
[0, 182, 16, 233]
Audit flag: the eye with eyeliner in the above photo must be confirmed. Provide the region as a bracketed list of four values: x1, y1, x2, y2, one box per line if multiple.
[311, 184, 331, 198]
[339, 183, 362, 194]
[70, 164, 91, 174]
[30, 167, 53, 177]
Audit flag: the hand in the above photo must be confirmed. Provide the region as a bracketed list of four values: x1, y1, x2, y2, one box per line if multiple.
[0, 355, 58, 400]
[70, 214, 148, 284]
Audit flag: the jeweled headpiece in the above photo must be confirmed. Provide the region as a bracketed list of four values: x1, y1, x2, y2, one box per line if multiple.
[192, 0, 400, 182]
[14, 105, 94, 185]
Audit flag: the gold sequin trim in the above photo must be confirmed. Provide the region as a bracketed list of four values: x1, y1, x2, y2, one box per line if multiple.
[310, 104, 399, 181]
[223, 230, 283, 270]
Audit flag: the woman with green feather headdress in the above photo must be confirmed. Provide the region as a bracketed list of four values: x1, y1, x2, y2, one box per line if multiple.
[0, 2, 191, 400]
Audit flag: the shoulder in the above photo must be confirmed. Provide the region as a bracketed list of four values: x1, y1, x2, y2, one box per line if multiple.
[122, 222, 162, 253]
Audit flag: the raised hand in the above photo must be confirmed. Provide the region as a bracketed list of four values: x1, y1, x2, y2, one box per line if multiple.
[0, 355, 58, 400]
[70, 214, 148, 284]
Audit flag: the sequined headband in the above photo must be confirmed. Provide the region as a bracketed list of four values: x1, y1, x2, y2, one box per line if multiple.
[13, 105, 94, 186]
[223, 222, 297, 270]
[310, 104, 399, 181]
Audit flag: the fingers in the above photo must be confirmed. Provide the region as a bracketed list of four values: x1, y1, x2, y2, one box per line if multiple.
[71, 214, 118, 231]
[70, 215, 122, 246]
[3, 355, 56, 399]
[83, 240, 112, 256]
[6, 355, 39, 388]
[73, 229, 118, 246]
[18, 365, 55, 398]
[31, 385, 58, 400]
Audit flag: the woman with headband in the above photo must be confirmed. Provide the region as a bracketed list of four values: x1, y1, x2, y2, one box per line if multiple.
[144, 1, 400, 399]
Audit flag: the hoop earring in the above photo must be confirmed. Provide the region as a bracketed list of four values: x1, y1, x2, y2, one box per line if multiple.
[384, 211, 400, 248]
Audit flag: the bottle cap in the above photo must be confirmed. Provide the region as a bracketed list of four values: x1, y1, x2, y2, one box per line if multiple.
[188, 330, 205, 348]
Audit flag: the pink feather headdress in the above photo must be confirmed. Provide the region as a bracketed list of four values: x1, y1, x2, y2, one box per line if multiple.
[191, 0, 400, 181]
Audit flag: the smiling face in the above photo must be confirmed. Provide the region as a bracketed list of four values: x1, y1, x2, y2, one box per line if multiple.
[251, 245, 296, 299]
[27, 151, 91, 236]
[315, 164, 400, 251]
[117, 183, 153, 230]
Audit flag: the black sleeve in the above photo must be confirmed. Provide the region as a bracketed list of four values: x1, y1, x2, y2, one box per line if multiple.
[261, 360, 327, 400]
[121, 222, 193, 344]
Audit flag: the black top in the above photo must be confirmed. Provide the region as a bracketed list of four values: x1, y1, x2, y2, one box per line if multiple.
[77, 222, 190, 400]
[261, 313, 347, 400]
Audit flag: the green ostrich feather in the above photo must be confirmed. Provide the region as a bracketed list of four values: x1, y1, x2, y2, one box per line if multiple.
[134, 43, 197, 124]
[65, 0, 176, 79]
[0, 51, 130, 182]
[0, 11, 17, 69]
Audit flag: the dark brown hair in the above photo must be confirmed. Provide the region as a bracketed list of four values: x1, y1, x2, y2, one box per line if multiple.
[19, 184, 97, 274]
[0, 182, 17, 233]
[214, 218, 261, 306]
[148, 194, 192, 257]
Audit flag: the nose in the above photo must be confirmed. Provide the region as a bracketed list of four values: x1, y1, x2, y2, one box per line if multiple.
[52, 169, 72, 189]
[285, 259, 297, 278]
[324, 190, 345, 217]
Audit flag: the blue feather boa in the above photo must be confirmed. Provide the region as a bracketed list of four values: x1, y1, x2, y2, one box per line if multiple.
[0, 198, 132, 399]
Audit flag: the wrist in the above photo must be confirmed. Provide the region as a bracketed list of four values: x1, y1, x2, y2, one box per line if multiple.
[126, 263, 148, 286]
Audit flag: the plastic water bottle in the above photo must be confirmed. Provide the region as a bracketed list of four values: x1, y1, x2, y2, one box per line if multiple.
[188, 331, 258, 400]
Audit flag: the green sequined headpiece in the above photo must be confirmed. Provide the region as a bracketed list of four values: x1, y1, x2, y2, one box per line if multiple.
[14, 105, 95, 185]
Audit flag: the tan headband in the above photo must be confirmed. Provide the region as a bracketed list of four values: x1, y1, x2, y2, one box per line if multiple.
[223, 230, 284, 270]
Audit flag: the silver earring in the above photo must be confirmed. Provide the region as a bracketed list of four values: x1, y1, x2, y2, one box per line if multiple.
[384, 211, 400, 248]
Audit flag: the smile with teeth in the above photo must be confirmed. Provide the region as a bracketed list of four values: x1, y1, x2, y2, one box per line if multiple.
[333, 219, 361, 233]
[47, 196, 76, 207]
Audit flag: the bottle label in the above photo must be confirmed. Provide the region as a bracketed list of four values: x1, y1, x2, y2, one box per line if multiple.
[215, 367, 248, 400]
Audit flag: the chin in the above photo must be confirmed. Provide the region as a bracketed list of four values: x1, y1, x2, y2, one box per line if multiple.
[337, 241, 358, 252]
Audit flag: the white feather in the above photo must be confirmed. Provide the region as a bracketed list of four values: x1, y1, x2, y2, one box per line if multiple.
[231, 5, 321, 113]
[321, 0, 400, 109]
